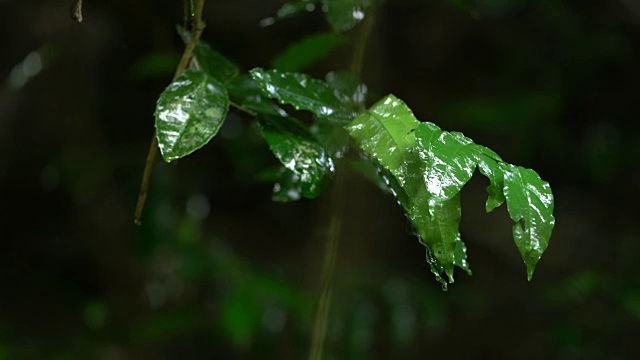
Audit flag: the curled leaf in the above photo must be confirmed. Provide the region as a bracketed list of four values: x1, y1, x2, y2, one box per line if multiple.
[346, 95, 468, 283]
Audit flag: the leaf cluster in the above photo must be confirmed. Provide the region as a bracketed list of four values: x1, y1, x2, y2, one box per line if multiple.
[151, 4, 555, 288]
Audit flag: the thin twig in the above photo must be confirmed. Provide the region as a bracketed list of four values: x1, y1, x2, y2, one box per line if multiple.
[308, 8, 377, 360]
[308, 163, 346, 360]
[134, 0, 207, 225]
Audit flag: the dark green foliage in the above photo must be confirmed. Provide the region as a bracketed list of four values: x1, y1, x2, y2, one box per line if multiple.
[226, 75, 287, 116]
[151, 3, 555, 286]
[249, 68, 359, 123]
[256, 113, 334, 199]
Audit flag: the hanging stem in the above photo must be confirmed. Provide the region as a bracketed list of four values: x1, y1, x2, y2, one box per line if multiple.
[308, 8, 376, 360]
[70, 0, 84, 22]
[134, 0, 207, 225]
[308, 161, 346, 360]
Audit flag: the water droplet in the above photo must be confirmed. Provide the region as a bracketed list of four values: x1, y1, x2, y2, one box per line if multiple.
[352, 8, 365, 20]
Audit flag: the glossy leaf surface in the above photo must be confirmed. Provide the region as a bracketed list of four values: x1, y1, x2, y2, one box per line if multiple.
[415, 123, 481, 215]
[500, 163, 555, 280]
[272, 32, 341, 72]
[226, 75, 286, 116]
[155, 70, 229, 162]
[346, 95, 468, 283]
[348, 94, 555, 285]
[322, 0, 371, 33]
[257, 113, 334, 199]
[476, 148, 506, 212]
[250, 68, 358, 123]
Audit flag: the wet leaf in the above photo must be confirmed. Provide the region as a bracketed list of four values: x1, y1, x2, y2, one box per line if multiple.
[192, 41, 240, 84]
[249, 68, 359, 123]
[257, 113, 334, 199]
[475, 147, 506, 212]
[155, 70, 229, 162]
[415, 123, 482, 215]
[272, 168, 302, 202]
[322, 0, 371, 33]
[272, 32, 341, 72]
[348, 94, 555, 284]
[325, 70, 368, 111]
[346, 95, 467, 283]
[415, 121, 507, 214]
[414, 115, 553, 281]
[226, 74, 287, 116]
[500, 163, 555, 280]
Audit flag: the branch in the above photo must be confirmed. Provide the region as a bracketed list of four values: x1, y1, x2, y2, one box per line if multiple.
[308, 7, 378, 360]
[134, 0, 207, 225]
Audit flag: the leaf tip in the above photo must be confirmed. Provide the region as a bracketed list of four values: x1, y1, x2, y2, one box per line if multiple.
[527, 267, 536, 282]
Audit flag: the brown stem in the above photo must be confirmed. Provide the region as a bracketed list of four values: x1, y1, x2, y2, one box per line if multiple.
[133, 0, 207, 225]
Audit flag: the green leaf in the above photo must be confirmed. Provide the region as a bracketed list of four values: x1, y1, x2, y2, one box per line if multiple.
[325, 70, 368, 111]
[414, 120, 507, 213]
[192, 41, 240, 84]
[346, 95, 467, 284]
[155, 70, 229, 162]
[346, 95, 419, 175]
[177, 26, 240, 84]
[415, 123, 482, 215]
[272, 32, 341, 72]
[475, 148, 506, 212]
[260, 0, 319, 27]
[226, 74, 286, 116]
[322, 0, 371, 33]
[309, 71, 367, 157]
[249, 68, 358, 123]
[500, 163, 555, 280]
[348, 94, 555, 285]
[257, 113, 334, 199]
[414, 119, 554, 281]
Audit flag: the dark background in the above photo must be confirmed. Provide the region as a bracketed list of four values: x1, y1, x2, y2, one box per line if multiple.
[1, 0, 639, 358]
